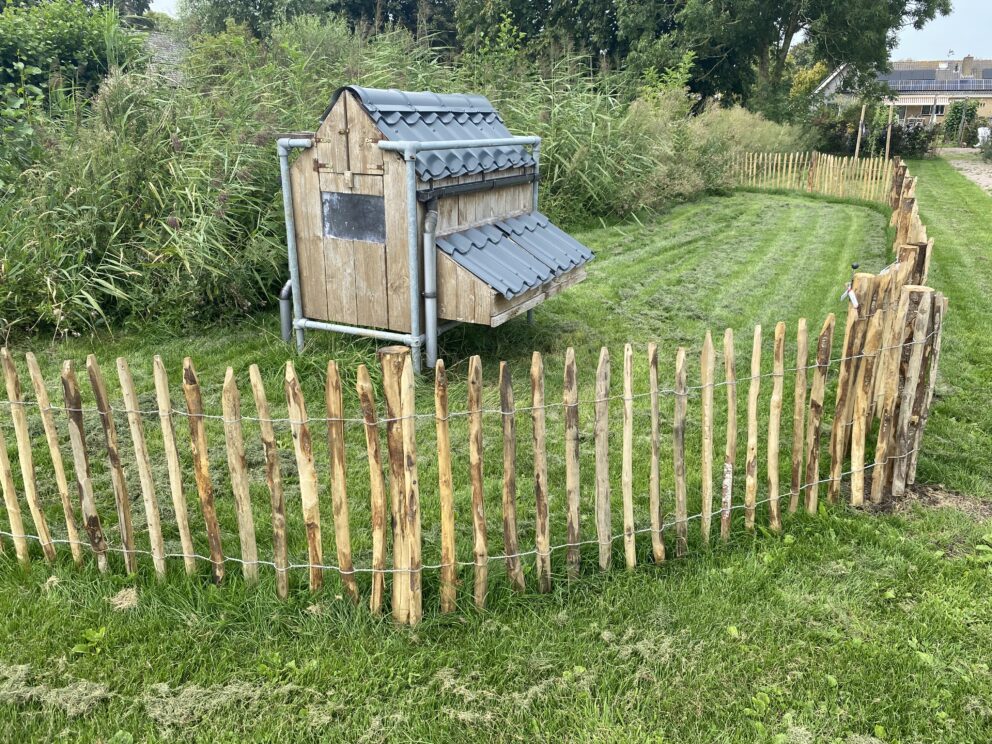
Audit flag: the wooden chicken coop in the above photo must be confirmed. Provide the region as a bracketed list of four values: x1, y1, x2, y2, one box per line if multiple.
[276, 85, 594, 370]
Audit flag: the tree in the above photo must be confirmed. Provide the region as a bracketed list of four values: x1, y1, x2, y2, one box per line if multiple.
[676, 0, 951, 101]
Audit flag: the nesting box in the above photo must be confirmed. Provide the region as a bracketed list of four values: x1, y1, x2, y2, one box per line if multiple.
[285, 85, 593, 342]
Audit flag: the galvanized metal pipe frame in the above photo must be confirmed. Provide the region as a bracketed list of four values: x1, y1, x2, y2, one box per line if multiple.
[276, 134, 541, 372]
[277, 137, 314, 351]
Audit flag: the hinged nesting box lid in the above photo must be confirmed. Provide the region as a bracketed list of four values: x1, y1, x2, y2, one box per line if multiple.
[436, 212, 593, 300]
[321, 85, 536, 180]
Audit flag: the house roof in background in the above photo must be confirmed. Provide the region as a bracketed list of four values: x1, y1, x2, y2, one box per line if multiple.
[322, 85, 536, 181]
[436, 212, 593, 299]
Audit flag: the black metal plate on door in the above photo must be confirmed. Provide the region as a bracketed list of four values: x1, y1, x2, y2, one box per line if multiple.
[321, 192, 386, 243]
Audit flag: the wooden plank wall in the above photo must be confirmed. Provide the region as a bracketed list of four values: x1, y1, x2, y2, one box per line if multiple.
[292, 91, 545, 331]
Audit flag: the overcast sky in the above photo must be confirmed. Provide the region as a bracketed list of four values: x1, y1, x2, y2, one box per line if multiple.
[149, 0, 992, 60]
[893, 0, 992, 59]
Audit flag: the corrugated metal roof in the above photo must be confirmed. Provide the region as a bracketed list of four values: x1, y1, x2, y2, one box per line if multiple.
[436, 212, 593, 299]
[323, 85, 536, 181]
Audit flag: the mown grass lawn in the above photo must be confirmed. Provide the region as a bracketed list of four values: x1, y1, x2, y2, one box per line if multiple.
[1, 161, 991, 742]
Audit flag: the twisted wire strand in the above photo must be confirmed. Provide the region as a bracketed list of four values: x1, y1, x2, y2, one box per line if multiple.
[0, 328, 938, 427]
[0, 448, 916, 577]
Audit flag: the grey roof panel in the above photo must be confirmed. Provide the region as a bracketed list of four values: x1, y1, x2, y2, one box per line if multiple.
[322, 85, 536, 181]
[435, 211, 593, 300]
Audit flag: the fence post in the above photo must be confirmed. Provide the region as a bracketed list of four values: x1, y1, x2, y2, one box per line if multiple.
[720, 329, 736, 540]
[183, 358, 225, 583]
[907, 293, 947, 485]
[25, 353, 83, 566]
[222, 368, 259, 584]
[379, 347, 409, 619]
[326, 360, 359, 604]
[284, 360, 320, 592]
[870, 286, 913, 504]
[891, 289, 933, 498]
[789, 319, 809, 513]
[807, 152, 818, 193]
[648, 343, 665, 560]
[399, 355, 422, 624]
[531, 352, 552, 591]
[357, 364, 389, 612]
[700, 333, 715, 545]
[563, 348, 581, 578]
[828, 273, 872, 502]
[594, 347, 612, 570]
[87, 355, 137, 573]
[118, 358, 168, 581]
[499, 362, 525, 591]
[768, 322, 785, 532]
[804, 314, 836, 513]
[673, 347, 688, 556]
[850, 274, 889, 506]
[1, 349, 55, 562]
[250, 364, 289, 600]
[621, 344, 636, 568]
[745, 326, 761, 529]
[0, 417, 29, 566]
[60, 361, 108, 571]
[432, 360, 457, 610]
[467, 354, 488, 608]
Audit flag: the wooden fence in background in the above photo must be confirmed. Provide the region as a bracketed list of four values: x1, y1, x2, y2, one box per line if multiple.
[733, 151, 895, 204]
[0, 159, 947, 625]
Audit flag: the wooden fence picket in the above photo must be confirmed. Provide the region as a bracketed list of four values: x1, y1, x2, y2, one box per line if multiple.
[648, 343, 665, 561]
[850, 275, 890, 506]
[25, 353, 83, 565]
[563, 347, 581, 578]
[399, 356, 422, 624]
[499, 362, 525, 591]
[621, 344, 636, 568]
[86, 355, 137, 573]
[153, 356, 196, 575]
[673, 347, 688, 557]
[767, 322, 785, 532]
[531, 352, 552, 591]
[789, 319, 809, 513]
[907, 294, 947, 484]
[828, 274, 872, 502]
[745, 326, 761, 529]
[326, 360, 358, 604]
[804, 314, 836, 513]
[61, 361, 108, 571]
[249, 364, 289, 600]
[700, 333, 715, 545]
[0, 417, 29, 565]
[118, 358, 167, 580]
[467, 354, 488, 608]
[720, 329, 736, 541]
[184, 357, 225, 584]
[594, 348, 611, 570]
[431, 360, 457, 610]
[379, 348, 409, 619]
[221, 368, 259, 583]
[891, 289, 933, 498]
[1, 349, 55, 562]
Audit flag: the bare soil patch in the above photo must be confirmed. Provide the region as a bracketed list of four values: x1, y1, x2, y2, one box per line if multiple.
[892, 483, 992, 521]
[939, 148, 992, 192]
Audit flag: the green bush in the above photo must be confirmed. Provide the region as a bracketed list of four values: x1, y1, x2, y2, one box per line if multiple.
[943, 99, 980, 145]
[0, 0, 142, 188]
[0, 15, 810, 339]
[0, 1, 141, 91]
